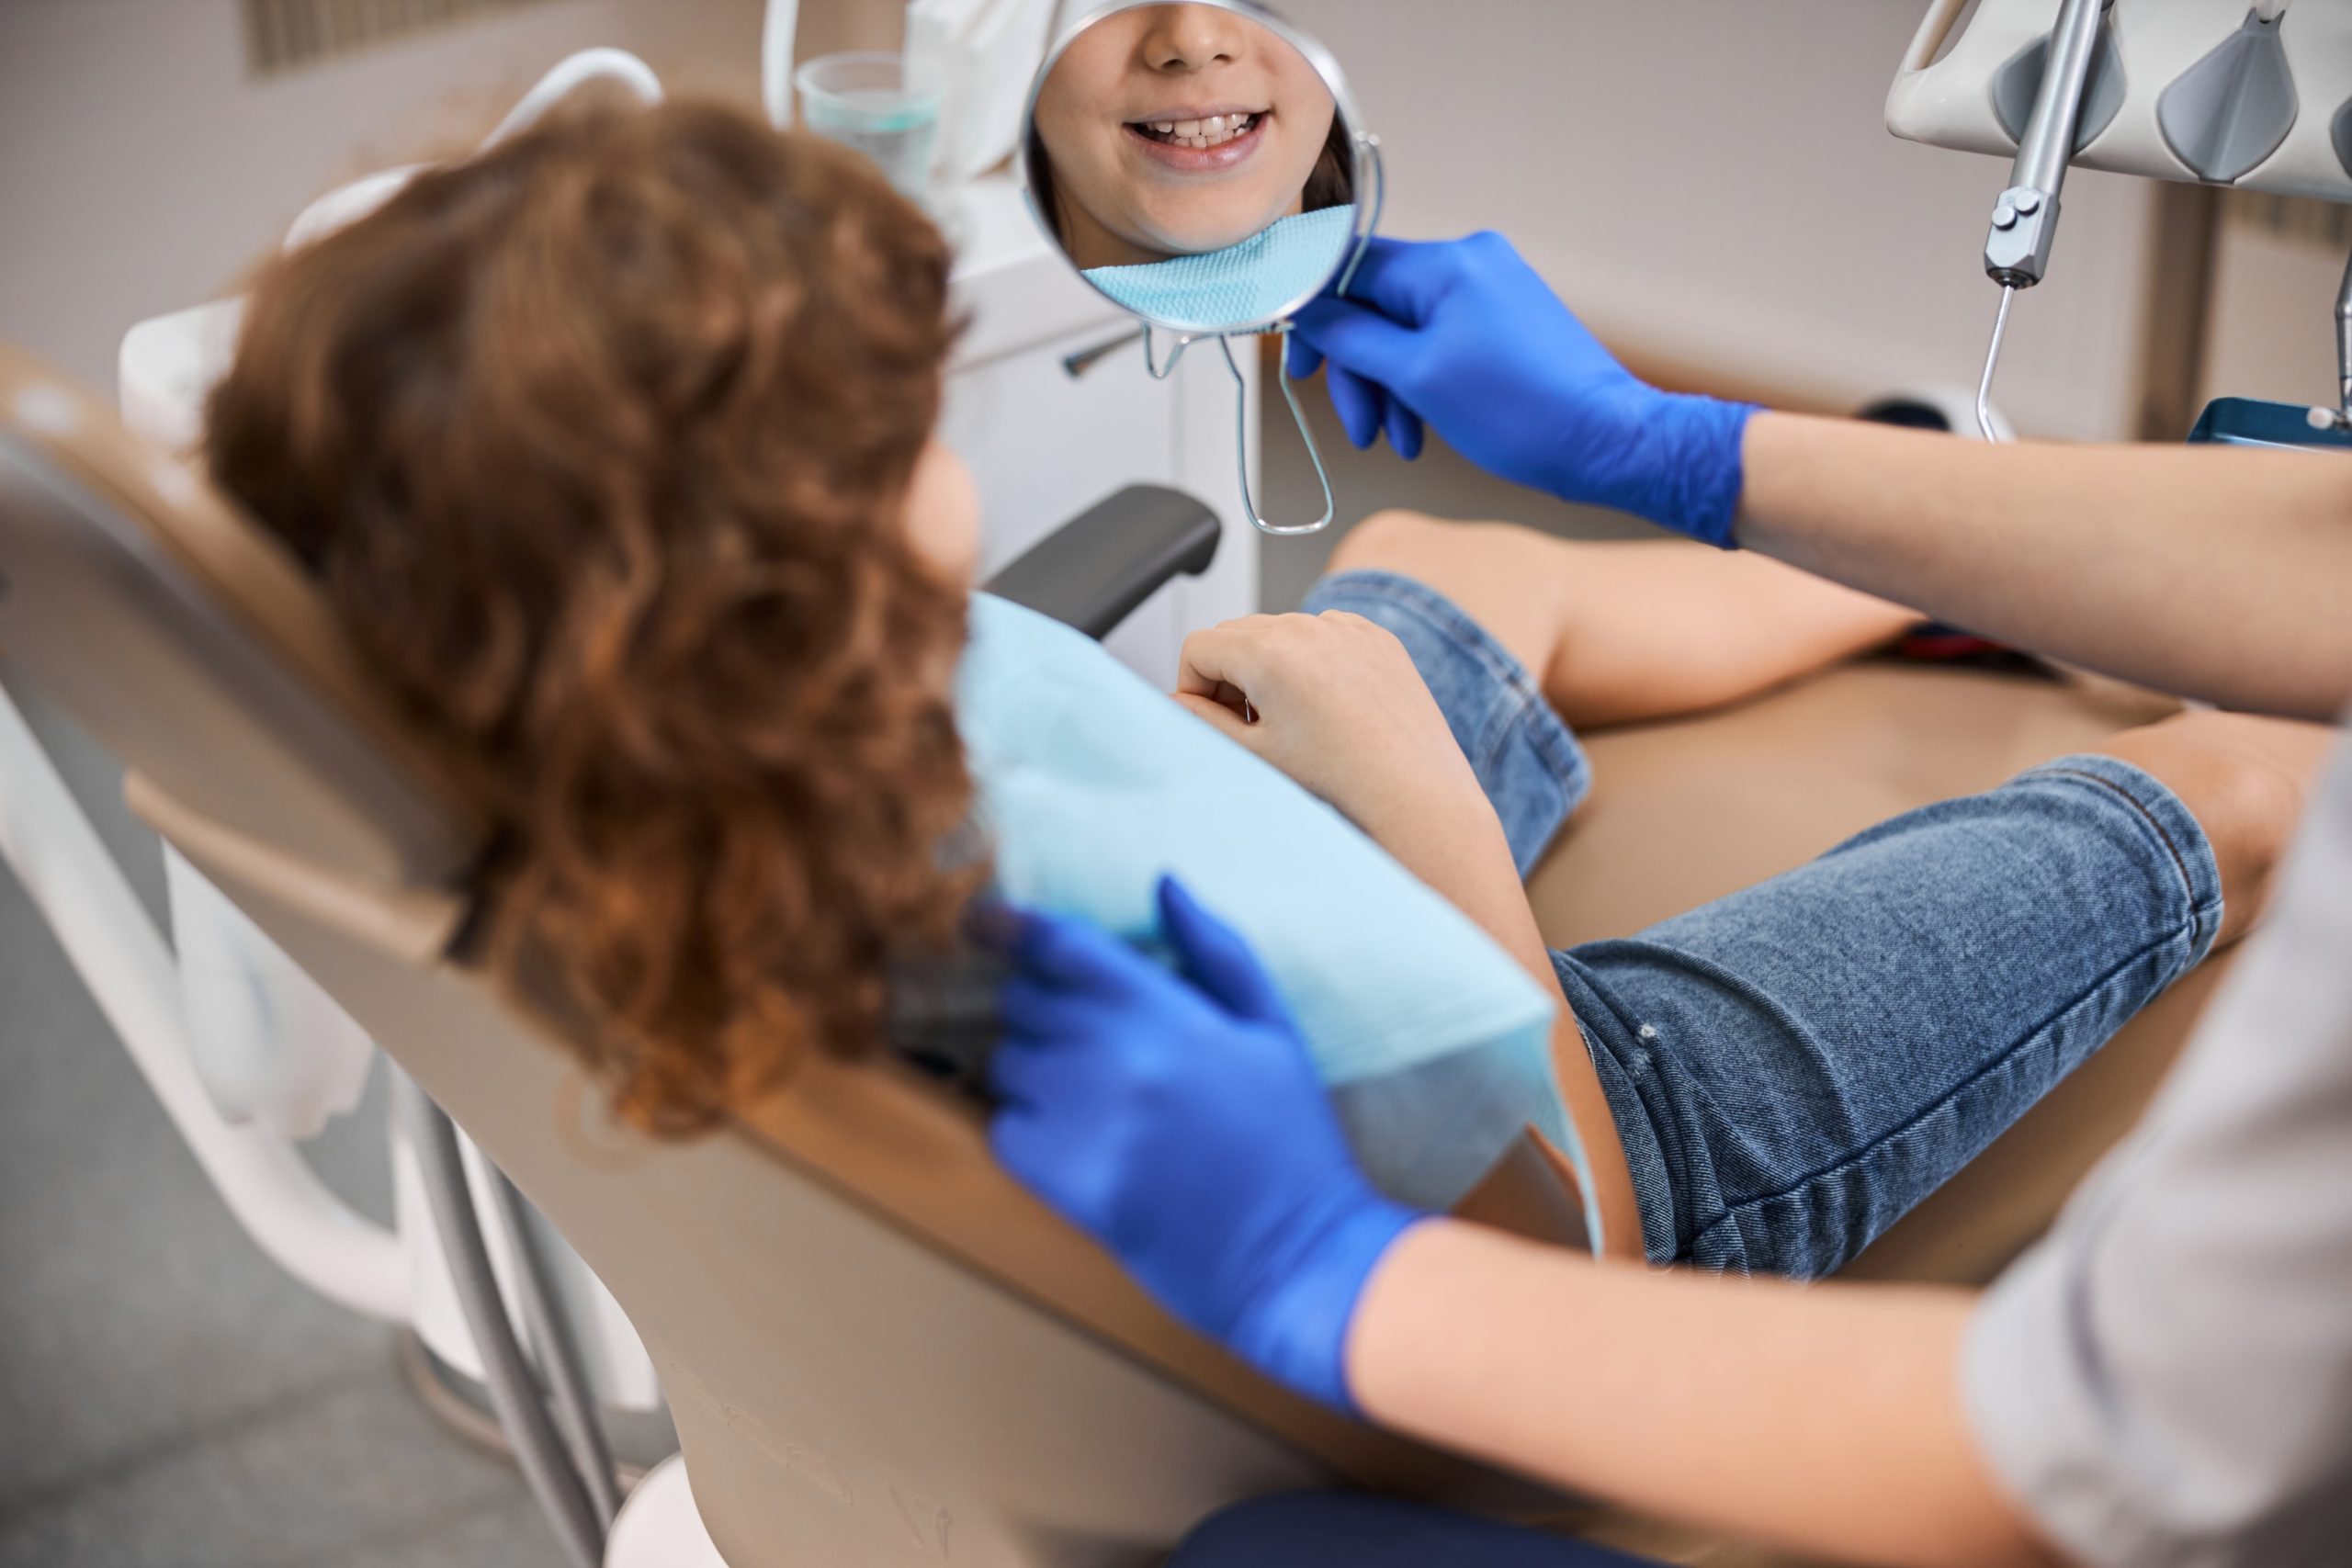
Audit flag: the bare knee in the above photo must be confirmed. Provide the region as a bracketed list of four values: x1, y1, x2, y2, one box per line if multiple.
[1321, 512, 1582, 692]
[1328, 509, 1456, 579]
[2096, 711, 2333, 947]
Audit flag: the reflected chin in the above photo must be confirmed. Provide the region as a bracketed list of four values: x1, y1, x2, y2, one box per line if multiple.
[1134, 190, 1296, 257]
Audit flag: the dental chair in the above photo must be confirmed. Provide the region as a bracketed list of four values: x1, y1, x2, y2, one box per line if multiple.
[0, 344, 2223, 1568]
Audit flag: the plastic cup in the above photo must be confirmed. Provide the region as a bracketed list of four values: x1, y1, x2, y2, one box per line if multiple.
[795, 51, 943, 205]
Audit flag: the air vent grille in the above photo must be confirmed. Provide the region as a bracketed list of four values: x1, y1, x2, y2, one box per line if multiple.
[243, 0, 576, 78]
[2226, 190, 2352, 251]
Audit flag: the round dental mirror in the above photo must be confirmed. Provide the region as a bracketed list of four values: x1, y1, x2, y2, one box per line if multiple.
[1023, 0, 1380, 339]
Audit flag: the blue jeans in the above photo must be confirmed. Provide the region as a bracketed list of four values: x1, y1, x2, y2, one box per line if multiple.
[1305, 571, 2225, 1276]
[1171, 1492, 1655, 1566]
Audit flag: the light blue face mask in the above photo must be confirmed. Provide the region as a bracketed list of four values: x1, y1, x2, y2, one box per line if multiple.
[1082, 205, 1356, 334]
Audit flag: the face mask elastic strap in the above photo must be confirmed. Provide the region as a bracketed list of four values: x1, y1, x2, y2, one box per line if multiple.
[1223, 328, 1335, 536]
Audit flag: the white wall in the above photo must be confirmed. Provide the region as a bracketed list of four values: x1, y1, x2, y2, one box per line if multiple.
[1275, 0, 2341, 443]
[2202, 225, 2349, 412]
[0, 0, 776, 393]
[6, 0, 2343, 433]
[1279, 0, 2162, 439]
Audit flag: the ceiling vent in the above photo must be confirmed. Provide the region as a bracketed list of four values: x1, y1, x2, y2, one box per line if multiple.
[243, 0, 577, 78]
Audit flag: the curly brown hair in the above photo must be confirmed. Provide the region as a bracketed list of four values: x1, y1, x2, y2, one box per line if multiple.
[206, 98, 984, 1133]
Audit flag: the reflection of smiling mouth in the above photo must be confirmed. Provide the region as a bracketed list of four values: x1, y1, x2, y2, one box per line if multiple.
[1133, 111, 1261, 149]
[1124, 112, 1268, 173]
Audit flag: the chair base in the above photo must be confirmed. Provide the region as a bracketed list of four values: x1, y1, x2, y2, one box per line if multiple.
[394, 1327, 676, 1489]
[605, 1455, 729, 1568]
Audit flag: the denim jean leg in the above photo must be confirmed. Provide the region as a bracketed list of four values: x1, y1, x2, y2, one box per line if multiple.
[1558, 754, 2226, 1276]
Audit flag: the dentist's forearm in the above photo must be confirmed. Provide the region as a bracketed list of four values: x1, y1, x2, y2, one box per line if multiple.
[1736, 412, 2352, 720]
[1348, 1220, 2057, 1568]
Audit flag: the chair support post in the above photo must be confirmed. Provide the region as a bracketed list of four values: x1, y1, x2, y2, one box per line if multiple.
[0, 678, 409, 1321]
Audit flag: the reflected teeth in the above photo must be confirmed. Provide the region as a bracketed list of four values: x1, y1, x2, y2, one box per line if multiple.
[1140, 113, 1258, 150]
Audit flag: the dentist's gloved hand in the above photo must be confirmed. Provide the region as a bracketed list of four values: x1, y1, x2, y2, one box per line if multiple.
[1288, 232, 1760, 547]
[989, 876, 1424, 1412]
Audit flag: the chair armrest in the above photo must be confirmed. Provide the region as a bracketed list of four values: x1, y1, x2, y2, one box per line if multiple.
[982, 485, 1221, 643]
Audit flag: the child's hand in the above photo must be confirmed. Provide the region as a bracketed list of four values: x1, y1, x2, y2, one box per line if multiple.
[1174, 610, 1490, 844]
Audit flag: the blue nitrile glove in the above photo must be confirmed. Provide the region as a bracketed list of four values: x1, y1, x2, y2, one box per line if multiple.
[1287, 232, 1760, 548]
[988, 876, 1425, 1412]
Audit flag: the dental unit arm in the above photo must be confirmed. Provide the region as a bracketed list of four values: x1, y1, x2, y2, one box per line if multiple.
[1974, 0, 2114, 441]
[2336, 246, 2352, 423]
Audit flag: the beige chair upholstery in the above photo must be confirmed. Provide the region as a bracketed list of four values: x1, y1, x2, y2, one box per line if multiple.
[0, 342, 2222, 1565]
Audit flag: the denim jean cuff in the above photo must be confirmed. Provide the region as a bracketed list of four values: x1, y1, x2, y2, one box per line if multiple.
[1302, 569, 1592, 874]
[2012, 752, 2228, 968]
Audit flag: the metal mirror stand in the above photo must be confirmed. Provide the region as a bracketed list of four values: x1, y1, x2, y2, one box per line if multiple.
[1053, 132, 1385, 536]
[1215, 130, 1386, 536]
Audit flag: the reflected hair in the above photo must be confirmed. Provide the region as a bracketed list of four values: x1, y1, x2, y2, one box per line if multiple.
[205, 98, 985, 1134]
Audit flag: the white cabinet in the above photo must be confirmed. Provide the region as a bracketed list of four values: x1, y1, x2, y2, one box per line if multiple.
[943, 175, 1260, 684]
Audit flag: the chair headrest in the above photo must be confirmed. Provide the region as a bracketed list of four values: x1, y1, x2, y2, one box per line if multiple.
[0, 343, 481, 897]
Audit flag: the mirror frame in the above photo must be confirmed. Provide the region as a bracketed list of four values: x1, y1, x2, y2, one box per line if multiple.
[1020, 0, 1384, 339]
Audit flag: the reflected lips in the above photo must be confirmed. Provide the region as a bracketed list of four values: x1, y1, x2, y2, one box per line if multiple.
[1125, 110, 1268, 173]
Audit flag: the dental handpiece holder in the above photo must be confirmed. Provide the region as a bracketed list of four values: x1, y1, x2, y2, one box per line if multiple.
[1897, 0, 2352, 439]
[1984, 0, 2114, 292]
[1021, 0, 1385, 535]
[1973, 0, 2115, 440]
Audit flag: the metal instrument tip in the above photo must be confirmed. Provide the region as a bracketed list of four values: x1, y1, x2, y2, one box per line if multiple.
[1976, 286, 2018, 444]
